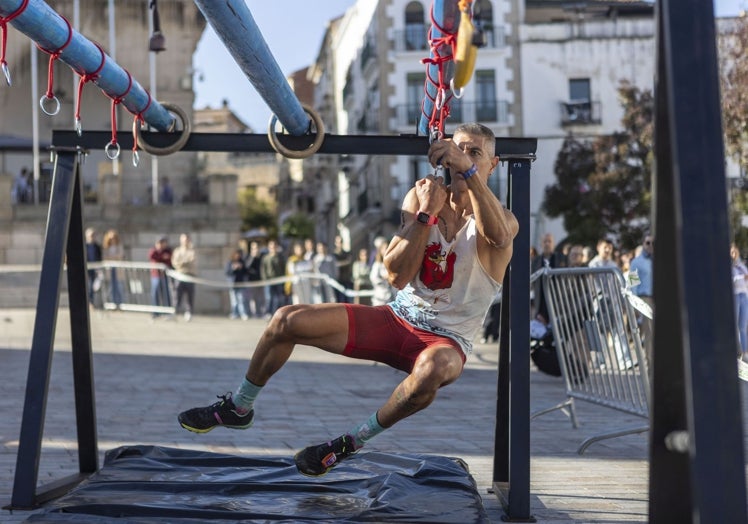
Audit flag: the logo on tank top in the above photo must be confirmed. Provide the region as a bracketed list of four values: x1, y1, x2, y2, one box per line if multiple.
[420, 242, 456, 290]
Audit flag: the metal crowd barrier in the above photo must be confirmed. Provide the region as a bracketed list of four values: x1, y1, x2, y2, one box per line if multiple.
[531, 266, 652, 454]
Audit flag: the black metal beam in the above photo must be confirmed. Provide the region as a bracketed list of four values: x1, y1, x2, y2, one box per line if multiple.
[51, 130, 538, 157]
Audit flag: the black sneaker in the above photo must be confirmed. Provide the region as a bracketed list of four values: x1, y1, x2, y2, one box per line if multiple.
[178, 392, 254, 433]
[294, 434, 357, 476]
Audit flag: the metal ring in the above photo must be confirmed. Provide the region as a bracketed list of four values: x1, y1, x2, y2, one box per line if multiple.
[449, 78, 465, 99]
[40, 95, 61, 116]
[134, 102, 191, 156]
[132, 150, 140, 167]
[267, 104, 325, 160]
[435, 88, 445, 110]
[105, 140, 121, 160]
[2, 62, 11, 86]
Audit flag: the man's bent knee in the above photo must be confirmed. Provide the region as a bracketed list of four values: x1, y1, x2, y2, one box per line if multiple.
[412, 346, 464, 388]
[266, 304, 308, 339]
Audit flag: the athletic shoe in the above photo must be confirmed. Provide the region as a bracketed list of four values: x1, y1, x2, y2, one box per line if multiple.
[294, 434, 357, 476]
[178, 392, 253, 433]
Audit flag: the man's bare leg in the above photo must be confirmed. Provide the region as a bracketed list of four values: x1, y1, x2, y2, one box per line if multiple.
[376, 345, 464, 427]
[245, 303, 349, 385]
[294, 345, 464, 476]
[178, 303, 349, 433]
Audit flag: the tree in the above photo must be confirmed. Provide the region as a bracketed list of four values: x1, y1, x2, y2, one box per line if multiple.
[719, 14, 748, 249]
[542, 83, 653, 250]
[720, 15, 748, 170]
[280, 212, 315, 240]
[238, 187, 277, 238]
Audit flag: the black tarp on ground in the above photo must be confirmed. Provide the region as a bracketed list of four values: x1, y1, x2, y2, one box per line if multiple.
[24, 445, 490, 523]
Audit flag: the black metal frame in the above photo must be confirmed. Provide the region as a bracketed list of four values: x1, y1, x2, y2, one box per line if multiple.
[6, 131, 537, 521]
[7, 148, 99, 509]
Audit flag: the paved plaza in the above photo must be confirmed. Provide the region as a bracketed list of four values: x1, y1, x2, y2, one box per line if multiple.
[0, 307, 744, 522]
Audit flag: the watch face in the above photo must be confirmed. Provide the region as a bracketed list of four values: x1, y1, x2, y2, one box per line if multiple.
[417, 212, 430, 224]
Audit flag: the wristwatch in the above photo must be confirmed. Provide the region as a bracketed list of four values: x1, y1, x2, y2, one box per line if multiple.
[416, 211, 438, 226]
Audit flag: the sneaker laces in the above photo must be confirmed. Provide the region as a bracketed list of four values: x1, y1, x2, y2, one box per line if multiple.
[210, 392, 234, 409]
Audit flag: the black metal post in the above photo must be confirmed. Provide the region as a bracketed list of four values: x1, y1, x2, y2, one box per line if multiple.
[494, 158, 533, 522]
[649, 1, 747, 522]
[65, 152, 99, 475]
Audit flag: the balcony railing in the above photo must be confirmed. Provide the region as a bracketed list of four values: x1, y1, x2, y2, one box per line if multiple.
[560, 100, 602, 126]
[396, 100, 509, 127]
[393, 24, 505, 52]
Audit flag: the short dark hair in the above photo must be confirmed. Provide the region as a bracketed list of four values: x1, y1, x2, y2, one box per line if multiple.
[454, 123, 496, 156]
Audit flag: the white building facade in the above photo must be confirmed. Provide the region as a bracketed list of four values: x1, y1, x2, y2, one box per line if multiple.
[520, 3, 655, 246]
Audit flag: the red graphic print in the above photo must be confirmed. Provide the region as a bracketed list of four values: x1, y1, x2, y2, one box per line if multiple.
[419, 242, 456, 290]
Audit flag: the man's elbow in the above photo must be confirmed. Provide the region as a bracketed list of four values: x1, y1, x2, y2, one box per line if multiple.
[387, 270, 409, 290]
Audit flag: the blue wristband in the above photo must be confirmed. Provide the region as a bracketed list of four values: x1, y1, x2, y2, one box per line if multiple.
[460, 164, 478, 179]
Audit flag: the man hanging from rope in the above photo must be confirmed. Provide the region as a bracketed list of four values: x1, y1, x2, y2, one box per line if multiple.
[177, 123, 518, 476]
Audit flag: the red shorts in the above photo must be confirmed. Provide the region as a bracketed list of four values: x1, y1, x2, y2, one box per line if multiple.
[343, 303, 466, 373]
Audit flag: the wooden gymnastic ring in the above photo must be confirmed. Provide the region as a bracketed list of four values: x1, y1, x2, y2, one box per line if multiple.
[135, 102, 191, 156]
[267, 104, 325, 159]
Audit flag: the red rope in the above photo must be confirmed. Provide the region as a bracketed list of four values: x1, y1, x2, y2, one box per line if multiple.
[0, 0, 30, 79]
[105, 69, 132, 146]
[420, 4, 457, 140]
[37, 15, 73, 99]
[74, 44, 106, 130]
[132, 90, 152, 153]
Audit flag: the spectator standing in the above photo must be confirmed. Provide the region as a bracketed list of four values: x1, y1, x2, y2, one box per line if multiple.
[369, 238, 395, 306]
[302, 238, 315, 262]
[630, 234, 654, 361]
[172, 233, 197, 321]
[567, 244, 588, 268]
[85, 228, 103, 307]
[159, 177, 174, 204]
[148, 236, 173, 318]
[531, 233, 565, 324]
[226, 249, 249, 320]
[313, 241, 338, 303]
[333, 235, 353, 303]
[588, 237, 631, 368]
[102, 229, 124, 308]
[285, 242, 313, 304]
[588, 238, 617, 268]
[12, 167, 30, 204]
[731, 243, 748, 360]
[351, 247, 372, 305]
[261, 239, 286, 316]
[245, 241, 266, 317]
[369, 236, 387, 266]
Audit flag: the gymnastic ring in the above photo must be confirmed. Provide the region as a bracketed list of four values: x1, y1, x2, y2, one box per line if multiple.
[134, 102, 191, 156]
[267, 104, 325, 160]
[449, 78, 465, 99]
[40, 95, 61, 116]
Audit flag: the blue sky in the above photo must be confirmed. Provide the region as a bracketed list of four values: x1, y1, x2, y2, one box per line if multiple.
[194, 1, 745, 132]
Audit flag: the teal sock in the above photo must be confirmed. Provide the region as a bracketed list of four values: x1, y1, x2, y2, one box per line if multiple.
[234, 377, 262, 414]
[349, 412, 386, 450]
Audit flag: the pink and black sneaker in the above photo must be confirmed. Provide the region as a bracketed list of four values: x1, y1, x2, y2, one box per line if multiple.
[294, 434, 357, 476]
[178, 392, 253, 433]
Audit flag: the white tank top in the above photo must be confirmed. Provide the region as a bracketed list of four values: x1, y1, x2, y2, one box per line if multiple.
[389, 216, 502, 356]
